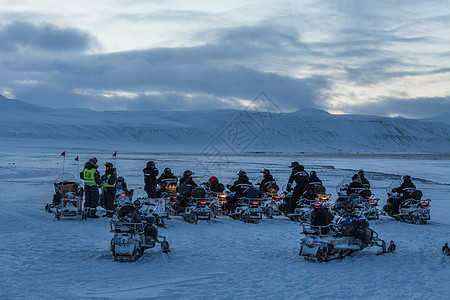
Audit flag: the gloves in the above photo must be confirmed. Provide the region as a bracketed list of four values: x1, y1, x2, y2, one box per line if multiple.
[286, 183, 292, 192]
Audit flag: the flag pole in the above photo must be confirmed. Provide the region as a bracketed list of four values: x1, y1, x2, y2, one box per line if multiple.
[61, 151, 66, 173]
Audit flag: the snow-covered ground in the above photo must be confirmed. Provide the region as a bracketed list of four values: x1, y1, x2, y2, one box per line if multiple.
[0, 149, 449, 299]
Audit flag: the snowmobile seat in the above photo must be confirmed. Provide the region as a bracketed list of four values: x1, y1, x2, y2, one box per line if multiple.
[410, 190, 423, 200]
[245, 187, 260, 199]
[359, 189, 372, 199]
[191, 187, 207, 198]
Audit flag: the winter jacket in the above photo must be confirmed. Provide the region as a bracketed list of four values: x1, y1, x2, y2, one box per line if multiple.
[287, 166, 309, 191]
[393, 182, 416, 198]
[360, 176, 370, 188]
[80, 161, 102, 187]
[259, 174, 278, 193]
[347, 181, 364, 195]
[158, 173, 178, 185]
[229, 179, 254, 197]
[210, 182, 225, 193]
[143, 167, 159, 186]
[102, 168, 117, 189]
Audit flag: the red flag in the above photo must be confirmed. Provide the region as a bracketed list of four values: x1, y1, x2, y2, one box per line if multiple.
[60, 152, 65, 157]
[112, 151, 117, 157]
[75, 156, 79, 161]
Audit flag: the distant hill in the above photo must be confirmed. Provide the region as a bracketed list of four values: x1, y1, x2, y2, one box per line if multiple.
[1, 95, 450, 154]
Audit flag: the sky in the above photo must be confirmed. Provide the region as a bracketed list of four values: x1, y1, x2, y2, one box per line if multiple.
[0, 0, 449, 118]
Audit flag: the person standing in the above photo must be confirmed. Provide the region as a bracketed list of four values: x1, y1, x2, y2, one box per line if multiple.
[143, 161, 159, 198]
[80, 157, 102, 218]
[285, 162, 310, 214]
[102, 162, 117, 217]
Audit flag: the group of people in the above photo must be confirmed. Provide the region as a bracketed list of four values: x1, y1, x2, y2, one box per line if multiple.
[79, 157, 417, 219]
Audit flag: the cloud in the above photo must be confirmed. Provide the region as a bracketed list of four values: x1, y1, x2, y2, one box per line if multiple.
[344, 96, 450, 118]
[0, 21, 95, 53]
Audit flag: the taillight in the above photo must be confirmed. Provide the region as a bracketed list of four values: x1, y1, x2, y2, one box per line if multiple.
[200, 201, 207, 205]
[369, 202, 376, 205]
[420, 203, 428, 206]
[313, 203, 320, 207]
[121, 193, 126, 197]
[252, 201, 259, 205]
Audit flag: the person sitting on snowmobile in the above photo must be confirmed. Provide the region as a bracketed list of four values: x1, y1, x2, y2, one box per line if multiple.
[116, 176, 129, 193]
[387, 175, 417, 214]
[80, 157, 102, 218]
[157, 167, 178, 195]
[225, 170, 254, 212]
[310, 203, 334, 234]
[143, 161, 159, 198]
[177, 170, 198, 212]
[358, 169, 370, 189]
[285, 162, 309, 215]
[347, 174, 364, 196]
[101, 162, 117, 217]
[303, 171, 325, 200]
[258, 169, 279, 195]
[208, 176, 225, 193]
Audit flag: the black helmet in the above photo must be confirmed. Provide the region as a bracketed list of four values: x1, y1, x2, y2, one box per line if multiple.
[117, 176, 125, 182]
[402, 175, 411, 182]
[310, 170, 317, 177]
[260, 168, 270, 175]
[237, 170, 248, 181]
[352, 174, 361, 183]
[89, 157, 98, 164]
[105, 162, 113, 169]
[289, 162, 299, 168]
[183, 170, 194, 178]
[358, 169, 365, 177]
[146, 161, 155, 168]
[164, 167, 172, 174]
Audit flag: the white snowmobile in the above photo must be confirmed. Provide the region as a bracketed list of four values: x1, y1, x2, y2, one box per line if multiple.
[46, 173, 86, 220]
[180, 186, 212, 224]
[110, 189, 170, 262]
[299, 213, 395, 262]
[228, 187, 263, 224]
[332, 180, 377, 220]
[383, 181, 431, 224]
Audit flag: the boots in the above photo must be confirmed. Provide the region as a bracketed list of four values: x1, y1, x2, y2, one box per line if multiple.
[90, 209, 99, 218]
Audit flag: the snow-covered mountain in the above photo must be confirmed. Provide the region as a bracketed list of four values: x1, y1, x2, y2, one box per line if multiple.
[1, 95, 450, 154]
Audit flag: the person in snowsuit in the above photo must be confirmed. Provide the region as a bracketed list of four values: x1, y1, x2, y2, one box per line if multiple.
[101, 162, 117, 217]
[80, 157, 102, 218]
[387, 175, 417, 214]
[143, 161, 159, 198]
[258, 169, 279, 195]
[347, 174, 364, 195]
[310, 204, 334, 234]
[358, 169, 370, 189]
[157, 167, 178, 195]
[303, 170, 325, 200]
[208, 176, 225, 193]
[285, 162, 310, 215]
[177, 170, 198, 212]
[225, 170, 254, 212]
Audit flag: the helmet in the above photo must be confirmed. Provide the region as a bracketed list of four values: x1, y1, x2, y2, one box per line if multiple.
[209, 176, 218, 183]
[260, 168, 270, 175]
[117, 176, 125, 182]
[164, 167, 172, 174]
[237, 170, 248, 181]
[104, 162, 113, 169]
[146, 161, 155, 168]
[183, 170, 194, 177]
[310, 170, 317, 177]
[289, 162, 299, 168]
[352, 174, 361, 183]
[358, 169, 365, 177]
[402, 175, 411, 182]
[89, 157, 98, 164]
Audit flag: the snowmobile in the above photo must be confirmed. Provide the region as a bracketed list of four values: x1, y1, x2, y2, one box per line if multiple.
[114, 189, 132, 208]
[110, 189, 170, 262]
[228, 187, 263, 224]
[179, 187, 212, 224]
[159, 179, 179, 215]
[443, 243, 450, 256]
[331, 180, 372, 219]
[45, 173, 86, 220]
[383, 181, 431, 224]
[287, 183, 332, 222]
[299, 212, 395, 262]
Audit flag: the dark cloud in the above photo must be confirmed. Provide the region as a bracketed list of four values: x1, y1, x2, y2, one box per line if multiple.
[0, 21, 95, 53]
[344, 96, 450, 119]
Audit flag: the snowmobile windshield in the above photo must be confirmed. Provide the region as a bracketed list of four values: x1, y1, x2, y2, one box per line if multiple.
[55, 173, 77, 184]
[132, 188, 148, 200]
[336, 179, 350, 195]
[386, 180, 402, 195]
